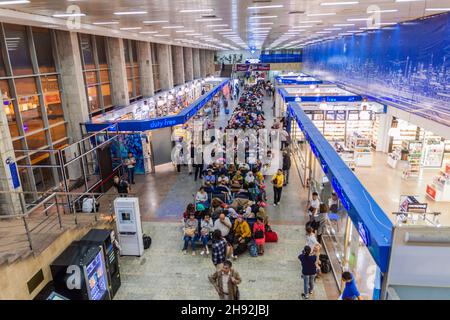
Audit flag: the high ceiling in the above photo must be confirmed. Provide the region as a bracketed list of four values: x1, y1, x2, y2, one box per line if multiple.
[0, 0, 448, 50]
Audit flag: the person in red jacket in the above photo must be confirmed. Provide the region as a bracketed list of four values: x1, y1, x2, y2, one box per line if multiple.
[253, 216, 266, 255]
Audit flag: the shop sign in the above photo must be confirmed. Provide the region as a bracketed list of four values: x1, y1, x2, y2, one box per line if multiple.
[407, 203, 428, 214]
[426, 185, 436, 200]
[235, 63, 270, 71]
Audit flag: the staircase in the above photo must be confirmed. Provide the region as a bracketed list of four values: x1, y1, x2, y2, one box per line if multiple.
[220, 64, 233, 78]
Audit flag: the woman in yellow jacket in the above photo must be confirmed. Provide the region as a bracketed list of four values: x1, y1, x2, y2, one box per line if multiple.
[231, 214, 252, 259]
[271, 169, 284, 206]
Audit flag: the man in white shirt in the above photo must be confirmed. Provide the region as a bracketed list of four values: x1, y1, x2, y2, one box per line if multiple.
[213, 213, 232, 238]
[124, 152, 136, 184]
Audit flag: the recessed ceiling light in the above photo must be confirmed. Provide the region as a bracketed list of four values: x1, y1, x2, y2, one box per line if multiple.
[307, 13, 336, 17]
[114, 11, 147, 15]
[250, 22, 274, 26]
[196, 18, 223, 22]
[367, 9, 398, 13]
[316, 31, 332, 34]
[163, 25, 184, 29]
[395, 0, 423, 2]
[186, 33, 202, 36]
[425, 7, 450, 11]
[247, 5, 284, 10]
[251, 27, 272, 30]
[334, 23, 355, 26]
[213, 29, 232, 32]
[320, 1, 359, 5]
[299, 20, 322, 24]
[143, 20, 169, 24]
[291, 25, 313, 28]
[154, 34, 170, 37]
[347, 18, 371, 21]
[206, 24, 228, 27]
[176, 30, 195, 33]
[179, 9, 214, 13]
[324, 28, 342, 31]
[120, 27, 142, 30]
[376, 22, 398, 26]
[52, 13, 86, 18]
[249, 15, 278, 19]
[93, 21, 120, 25]
[139, 31, 158, 34]
[0, 0, 30, 4]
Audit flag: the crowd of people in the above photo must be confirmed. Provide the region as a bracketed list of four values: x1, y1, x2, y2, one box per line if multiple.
[182, 81, 278, 265]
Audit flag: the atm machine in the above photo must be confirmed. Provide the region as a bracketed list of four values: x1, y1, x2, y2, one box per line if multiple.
[114, 197, 144, 257]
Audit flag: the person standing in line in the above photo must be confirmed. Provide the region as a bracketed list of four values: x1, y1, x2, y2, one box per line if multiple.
[271, 169, 284, 207]
[282, 150, 291, 186]
[341, 272, 363, 300]
[209, 260, 242, 300]
[298, 246, 317, 300]
[306, 192, 321, 221]
[211, 229, 227, 271]
[188, 141, 195, 175]
[124, 152, 136, 184]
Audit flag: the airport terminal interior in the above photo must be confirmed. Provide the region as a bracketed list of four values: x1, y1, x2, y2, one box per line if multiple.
[0, 0, 448, 301]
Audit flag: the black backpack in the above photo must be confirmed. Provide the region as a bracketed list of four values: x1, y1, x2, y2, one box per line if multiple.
[319, 254, 331, 273]
[143, 234, 152, 250]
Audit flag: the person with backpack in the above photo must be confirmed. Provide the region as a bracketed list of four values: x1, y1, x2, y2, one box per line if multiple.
[341, 271, 363, 300]
[298, 246, 317, 300]
[253, 216, 266, 255]
[113, 175, 130, 197]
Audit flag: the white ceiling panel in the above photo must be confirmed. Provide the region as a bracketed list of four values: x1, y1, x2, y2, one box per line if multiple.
[0, 0, 448, 50]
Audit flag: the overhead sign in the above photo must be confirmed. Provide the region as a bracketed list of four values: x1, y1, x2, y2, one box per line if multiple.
[236, 63, 270, 72]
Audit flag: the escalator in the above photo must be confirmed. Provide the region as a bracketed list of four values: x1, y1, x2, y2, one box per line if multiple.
[220, 64, 233, 78]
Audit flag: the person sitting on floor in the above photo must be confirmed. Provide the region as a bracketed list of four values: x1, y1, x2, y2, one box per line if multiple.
[200, 214, 214, 255]
[195, 187, 209, 208]
[231, 214, 252, 259]
[183, 212, 199, 256]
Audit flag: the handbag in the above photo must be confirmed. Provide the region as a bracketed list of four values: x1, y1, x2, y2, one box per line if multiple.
[184, 227, 196, 237]
[265, 230, 278, 242]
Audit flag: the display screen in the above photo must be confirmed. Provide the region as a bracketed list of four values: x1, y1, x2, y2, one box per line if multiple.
[85, 250, 108, 300]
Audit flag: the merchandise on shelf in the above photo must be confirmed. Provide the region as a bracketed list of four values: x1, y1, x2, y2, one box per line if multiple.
[421, 139, 445, 168]
[426, 165, 450, 202]
[346, 132, 373, 167]
[401, 140, 422, 179]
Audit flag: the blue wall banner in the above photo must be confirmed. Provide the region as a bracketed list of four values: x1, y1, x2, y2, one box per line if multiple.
[288, 102, 393, 272]
[303, 13, 450, 128]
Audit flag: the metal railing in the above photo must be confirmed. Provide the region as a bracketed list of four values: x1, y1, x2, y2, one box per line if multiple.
[0, 190, 133, 261]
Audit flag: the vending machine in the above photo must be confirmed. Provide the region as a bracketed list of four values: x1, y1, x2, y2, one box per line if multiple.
[50, 242, 110, 300]
[79, 229, 121, 298]
[114, 197, 144, 257]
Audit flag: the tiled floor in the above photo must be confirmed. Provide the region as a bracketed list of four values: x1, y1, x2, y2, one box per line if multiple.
[115, 95, 340, 300]
[355, 152, 450, 226]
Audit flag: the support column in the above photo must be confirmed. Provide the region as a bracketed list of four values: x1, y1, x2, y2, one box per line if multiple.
[193, 48, 201, 79]
[172, 45, 185, 85]
[183, 47, 194, 82]
[157, 43, 174, 90]
[107, 37, 129, 107]
[208, 50, 215, 75]
[138, 41, 155, 98]
[54, 31, 90, 181]
[199, 49, 207, 77]
[54, 31, 90, 143]
[0, 99, 23, 215]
